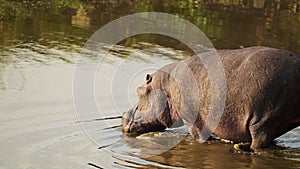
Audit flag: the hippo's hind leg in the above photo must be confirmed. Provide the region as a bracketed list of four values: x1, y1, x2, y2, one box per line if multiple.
[249, 122, 275, 151]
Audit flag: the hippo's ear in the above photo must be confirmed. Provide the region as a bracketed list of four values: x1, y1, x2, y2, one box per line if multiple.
[146, 74, 152, 84]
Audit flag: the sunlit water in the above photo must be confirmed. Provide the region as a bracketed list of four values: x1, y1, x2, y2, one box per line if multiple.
[1, 1, 300, 168]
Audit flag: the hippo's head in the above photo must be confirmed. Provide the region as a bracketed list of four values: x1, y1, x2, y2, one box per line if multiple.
[122, 73, 181, 134]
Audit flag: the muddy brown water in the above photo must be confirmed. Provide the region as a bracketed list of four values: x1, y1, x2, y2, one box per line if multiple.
[1, 1, 300, 168]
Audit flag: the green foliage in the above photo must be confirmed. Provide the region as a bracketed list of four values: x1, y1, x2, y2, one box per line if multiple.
[0, 0, 300, 54]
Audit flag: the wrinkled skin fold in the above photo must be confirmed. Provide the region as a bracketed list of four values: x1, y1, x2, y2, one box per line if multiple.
[122, 46, 300, 151]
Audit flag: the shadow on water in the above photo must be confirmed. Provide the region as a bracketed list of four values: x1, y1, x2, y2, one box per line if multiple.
[94, 127, 300, 168]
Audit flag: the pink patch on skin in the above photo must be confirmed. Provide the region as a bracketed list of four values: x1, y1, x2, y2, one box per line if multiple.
[144, 83, 152, 95]
[168, 99, 180, 123]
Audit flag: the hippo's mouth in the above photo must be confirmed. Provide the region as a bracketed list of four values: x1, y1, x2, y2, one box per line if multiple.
[122, 106, 166, 133]
[122, 99, 183, 134]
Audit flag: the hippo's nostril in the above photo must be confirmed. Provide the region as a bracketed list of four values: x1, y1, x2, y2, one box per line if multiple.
[123, 124, 131, 133]
[122, 116, 131, 132]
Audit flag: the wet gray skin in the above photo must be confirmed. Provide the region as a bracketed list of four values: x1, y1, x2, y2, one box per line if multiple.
[122, 74, 183, 134]
[122, 46, 300, 151]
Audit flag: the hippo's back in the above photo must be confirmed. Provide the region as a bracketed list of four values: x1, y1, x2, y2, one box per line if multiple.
[220, 46, 300, 109]
[222, 47, 300, 142]
[185, 46, 300, 142]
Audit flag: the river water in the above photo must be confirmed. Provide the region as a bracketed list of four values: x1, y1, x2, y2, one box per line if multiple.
[1, 1, 300, 168]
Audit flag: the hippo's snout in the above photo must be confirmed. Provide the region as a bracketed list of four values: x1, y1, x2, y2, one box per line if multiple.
[122, 108, 135, 133]
[122, 107, 145, 133]
[122, 117, 130, 133]
[122, 106, 167, 134]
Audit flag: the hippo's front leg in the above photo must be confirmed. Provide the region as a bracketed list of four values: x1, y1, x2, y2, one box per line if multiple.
[233, 142, 252, 152]
[189, 125, 200, 140]
[188, 122, 213, 142]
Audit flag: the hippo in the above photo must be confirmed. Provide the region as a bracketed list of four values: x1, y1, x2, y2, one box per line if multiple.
[122, 46, 300, 151]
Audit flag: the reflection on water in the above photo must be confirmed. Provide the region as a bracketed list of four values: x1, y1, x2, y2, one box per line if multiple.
[72, 9, 90, 28]
[1, 0, 300, 55]
[0, 0, 300, 168]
